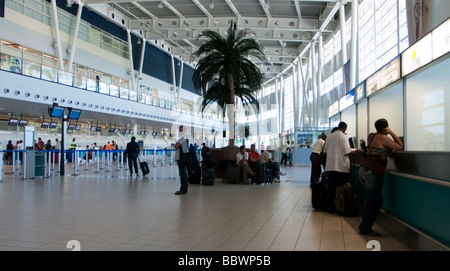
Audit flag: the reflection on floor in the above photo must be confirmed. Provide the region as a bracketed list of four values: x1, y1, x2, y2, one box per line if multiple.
[0, 163, 410, 251]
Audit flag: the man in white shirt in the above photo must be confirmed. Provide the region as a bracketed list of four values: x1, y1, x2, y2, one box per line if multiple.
[310, 133, 327, 188]
[175, 125, 189, 195]
[324, 122, 359, 213]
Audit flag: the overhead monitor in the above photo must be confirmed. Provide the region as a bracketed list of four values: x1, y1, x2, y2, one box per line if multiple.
[50, 122, 58, 129]
[49, 106, 65, 118]
[125, 129, 130, 134]
[19, 119, 28, 126]
[8, 118, 18, 126]
[67, 109, 81, 120]
[114, 128, 120, 133]
[75, 125, 82, 131]
[109, 128, 115, 133]
[41, 121, 49, 128]
[67, 124, 75, 130]
[96, 126, 102, 132]
[90, 126, 97, 132]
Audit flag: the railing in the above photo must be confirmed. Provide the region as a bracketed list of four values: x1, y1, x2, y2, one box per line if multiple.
[0, 149, 204, 181]
[0, 50, 220, 120]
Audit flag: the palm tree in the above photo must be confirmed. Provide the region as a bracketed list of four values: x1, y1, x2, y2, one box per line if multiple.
[192, 21, 266, 147]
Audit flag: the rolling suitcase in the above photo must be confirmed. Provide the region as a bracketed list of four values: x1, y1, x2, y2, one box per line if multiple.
[140, 161, 150, 176]
[226, 164, 240, 184]
[311, 171, 328, 211]
[335, 183, 359, 217]
[188, 161, 201, 184]
[252, 161, 266, 185]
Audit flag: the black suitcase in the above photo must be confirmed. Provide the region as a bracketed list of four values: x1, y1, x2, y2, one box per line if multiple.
[140, 161, 150, 176]
[335, 183, 359, 217]
[311, 171, 328, 211]
[188, 162, 201, 184]
[226, 164, 240, 184]
[202, 165, 215, 186]
[252, 162, 266, 185]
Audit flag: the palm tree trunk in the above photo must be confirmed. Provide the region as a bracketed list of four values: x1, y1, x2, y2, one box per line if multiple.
[226, 71, 235, 147]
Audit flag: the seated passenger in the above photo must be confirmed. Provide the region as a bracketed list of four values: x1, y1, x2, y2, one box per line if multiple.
[236, 145, 255, 185]
[258, 148, 287, 183]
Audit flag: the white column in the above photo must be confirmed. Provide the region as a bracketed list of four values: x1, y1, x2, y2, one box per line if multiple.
[350, 0, 358, 89]
[339, 1, 348, 65]
[126, 29, 136, 92]
[67, 1, 83, 73]
[51, 0, 64, 70]
[137, 38, 146, 92]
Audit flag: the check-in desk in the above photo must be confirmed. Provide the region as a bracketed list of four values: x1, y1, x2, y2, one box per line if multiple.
[350, 151, 450, 251]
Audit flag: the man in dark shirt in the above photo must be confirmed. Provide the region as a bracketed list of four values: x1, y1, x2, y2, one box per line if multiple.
[125, 136, 140, 177]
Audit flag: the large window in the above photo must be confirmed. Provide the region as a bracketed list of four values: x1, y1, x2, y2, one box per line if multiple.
[359, 0, 408, 82]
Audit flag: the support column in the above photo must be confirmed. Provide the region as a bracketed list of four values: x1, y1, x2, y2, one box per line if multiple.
[51, 0, 64, 70]
[339, 1, 348, 65]
[350, 0, 358, 89]
[137, 38, 146, 92]
[126, 29, 135, 92]
[310, 42, 317, 128]
[67, 1, 83, 73]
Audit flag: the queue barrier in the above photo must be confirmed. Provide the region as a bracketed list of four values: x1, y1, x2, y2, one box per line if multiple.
[0, 148, 202, 180]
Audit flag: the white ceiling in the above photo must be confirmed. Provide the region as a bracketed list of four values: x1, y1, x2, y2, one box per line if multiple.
[83, 0, 346, 81]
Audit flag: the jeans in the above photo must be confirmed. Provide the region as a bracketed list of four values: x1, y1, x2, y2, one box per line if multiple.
[177, 161, 188, 193]
[327, 171, 349, 213]
[358, 167, 384, 234]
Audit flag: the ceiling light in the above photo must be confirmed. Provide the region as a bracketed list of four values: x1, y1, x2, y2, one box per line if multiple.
[209, 0, 214, 9]
[158, 2, 164, 9]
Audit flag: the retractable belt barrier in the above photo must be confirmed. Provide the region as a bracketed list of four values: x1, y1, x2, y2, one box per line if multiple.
[0, 149, 202, 180]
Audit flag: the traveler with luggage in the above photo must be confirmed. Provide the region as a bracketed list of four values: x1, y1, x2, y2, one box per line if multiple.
[174, 125, 189, 195]
[310, 133, 327, 188]
[323, 122, 359, 214]
[358, 119, 403, 236]
[125, 136, 140, 177]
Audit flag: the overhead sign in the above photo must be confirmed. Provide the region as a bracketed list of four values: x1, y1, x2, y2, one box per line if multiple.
[380, 56, 400, 89]
[402, 33, 432, 76]
[339, 90, 355, 112]
[328, 101, 339, 118]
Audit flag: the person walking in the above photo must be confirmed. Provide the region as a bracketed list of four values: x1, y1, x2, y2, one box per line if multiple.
[358, 119, 403, 236]
[174, 125, 189, 195]
[125, 136, 140, 177]
[280, 141, 290, 166]
[323, 122, 359, 214]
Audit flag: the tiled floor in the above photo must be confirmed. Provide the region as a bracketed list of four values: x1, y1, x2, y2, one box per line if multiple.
[0, 162, 410, 251]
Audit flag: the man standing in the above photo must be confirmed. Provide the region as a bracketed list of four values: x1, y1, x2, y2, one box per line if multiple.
[324, 122, 358, 213]
[125, 136, 140, 177]
[174, 125, 189, 195]
[310, 133, 327, 188]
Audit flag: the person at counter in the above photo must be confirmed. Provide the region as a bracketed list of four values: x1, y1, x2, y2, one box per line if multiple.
[310, 133, 327, 188]
[358, 118, 403, 236]
[323, 122, 359, 214]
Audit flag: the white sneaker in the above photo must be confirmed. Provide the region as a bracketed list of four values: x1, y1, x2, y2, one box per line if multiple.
[272, 177, 280, 183]
[279, 172, 287, 176]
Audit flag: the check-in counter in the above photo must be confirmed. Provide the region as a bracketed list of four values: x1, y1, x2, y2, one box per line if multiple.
[350, 151, 450, 250]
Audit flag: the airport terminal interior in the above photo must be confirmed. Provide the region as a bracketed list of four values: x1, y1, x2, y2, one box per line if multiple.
[0, 0, 449, 251]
